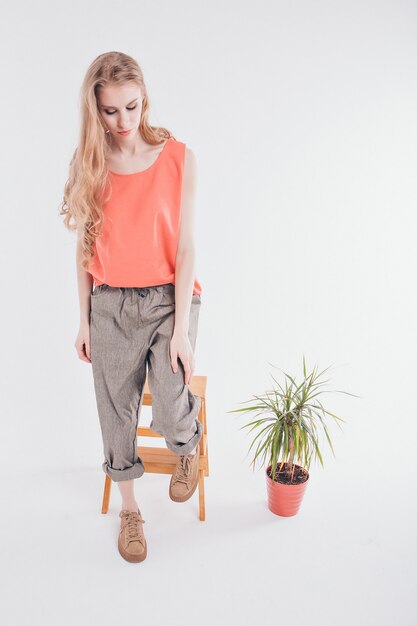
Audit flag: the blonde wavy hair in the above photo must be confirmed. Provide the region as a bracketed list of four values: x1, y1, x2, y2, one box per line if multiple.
[59, 51, 175, 271]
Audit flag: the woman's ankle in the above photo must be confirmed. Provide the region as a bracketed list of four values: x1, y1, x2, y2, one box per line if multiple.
[121, 503, 139, 513]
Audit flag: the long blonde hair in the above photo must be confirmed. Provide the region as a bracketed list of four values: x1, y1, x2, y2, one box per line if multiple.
[59, 51, 175, 271]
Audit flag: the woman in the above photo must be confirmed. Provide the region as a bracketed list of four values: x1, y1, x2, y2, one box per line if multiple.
[60, 51, 203, 563]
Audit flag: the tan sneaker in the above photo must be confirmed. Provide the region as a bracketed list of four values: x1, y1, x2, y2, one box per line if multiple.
[169, 450, 199, 502]
[118, 509, 147, 562]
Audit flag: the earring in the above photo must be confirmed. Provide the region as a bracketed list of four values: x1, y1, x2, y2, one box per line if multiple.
[105, 129, 110, 134]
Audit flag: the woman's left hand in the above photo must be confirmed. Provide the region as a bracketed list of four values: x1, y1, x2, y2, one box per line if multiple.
[170, 330, 195, 385]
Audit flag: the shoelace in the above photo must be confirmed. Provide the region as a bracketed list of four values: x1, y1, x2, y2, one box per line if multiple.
[174, 455, 193, 486]
[122, 512, 146, 545]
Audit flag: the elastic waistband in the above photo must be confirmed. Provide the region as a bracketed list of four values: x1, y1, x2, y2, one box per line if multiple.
[93, 283, 174, 297]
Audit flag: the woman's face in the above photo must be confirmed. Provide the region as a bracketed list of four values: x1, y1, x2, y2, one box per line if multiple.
[98, 83, 143, 142]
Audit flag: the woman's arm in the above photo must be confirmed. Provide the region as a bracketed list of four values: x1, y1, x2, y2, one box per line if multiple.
[75, 234, 94, 362]
[76, 236, 94, 324]
[171, 146, 199, 383]
[173, 145, 198, 335]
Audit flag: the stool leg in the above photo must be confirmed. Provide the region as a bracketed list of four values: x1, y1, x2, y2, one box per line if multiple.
[205, 440, 209, 477]
[197, 468, 205, 521]
[101, 475, 112, 514]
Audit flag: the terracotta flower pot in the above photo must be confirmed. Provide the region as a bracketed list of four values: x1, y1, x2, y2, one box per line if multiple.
[265, 463, 309, 517]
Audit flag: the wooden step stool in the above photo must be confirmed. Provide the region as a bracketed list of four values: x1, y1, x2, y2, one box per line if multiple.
[101, 375, 209, 520]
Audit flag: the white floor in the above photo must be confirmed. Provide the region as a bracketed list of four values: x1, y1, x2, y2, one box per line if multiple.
[3, 452, 414, 626]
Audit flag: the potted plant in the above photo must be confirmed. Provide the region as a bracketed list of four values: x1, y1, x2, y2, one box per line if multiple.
[228, 356, 357, 516]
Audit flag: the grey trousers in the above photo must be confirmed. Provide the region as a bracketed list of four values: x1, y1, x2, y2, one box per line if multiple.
[89, 282, 202, 482]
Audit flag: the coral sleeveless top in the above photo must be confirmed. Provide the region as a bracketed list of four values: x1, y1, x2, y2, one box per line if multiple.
[87, 137, 202, 296]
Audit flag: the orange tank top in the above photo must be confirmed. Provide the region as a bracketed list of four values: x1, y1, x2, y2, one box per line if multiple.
[87, 137, 202, 296]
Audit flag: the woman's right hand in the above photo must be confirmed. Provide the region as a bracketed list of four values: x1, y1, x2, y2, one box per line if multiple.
[75, 321, 92, 363]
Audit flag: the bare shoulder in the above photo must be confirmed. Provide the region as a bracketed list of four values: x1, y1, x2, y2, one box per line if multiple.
[185, 145, 196, 162]
[183, 146, 197, 187]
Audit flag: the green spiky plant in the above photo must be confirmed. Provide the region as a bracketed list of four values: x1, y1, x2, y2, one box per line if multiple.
[228, 356, 357, 484]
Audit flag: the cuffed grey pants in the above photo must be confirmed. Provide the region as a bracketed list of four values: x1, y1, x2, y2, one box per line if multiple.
[89, 282, 202, 482]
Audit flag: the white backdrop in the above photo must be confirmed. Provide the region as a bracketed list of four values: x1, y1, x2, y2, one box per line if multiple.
[1, 1, 416, 625]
